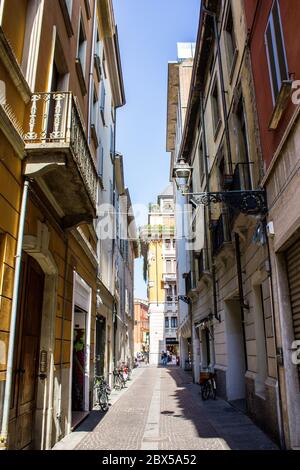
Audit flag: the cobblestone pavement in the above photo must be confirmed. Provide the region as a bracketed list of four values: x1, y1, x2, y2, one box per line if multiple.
[60, 366, 278, 450]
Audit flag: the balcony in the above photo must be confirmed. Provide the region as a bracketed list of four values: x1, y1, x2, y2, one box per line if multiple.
[163, 272, 176, 283]
[166, 295, 178, 303]
[24, 92, 97, 228]
[165, 327, 177, 337]
[140, 224, 175, 240]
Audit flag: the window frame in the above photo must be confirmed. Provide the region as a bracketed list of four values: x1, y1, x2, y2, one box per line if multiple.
[265, 0, 289, 105]
[100, 78, 106, 124]
[211, 76, 222, 139]
[59, 0, 74, 37]
[224, 1, 238, 83]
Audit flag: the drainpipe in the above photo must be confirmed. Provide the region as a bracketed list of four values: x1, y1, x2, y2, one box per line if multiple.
[203, 7, 233, 174]
[155, 242, 159, 307]
[264, 220, 286, 449]
[0, 179, 30, 450]
[57, 236, 69, 440]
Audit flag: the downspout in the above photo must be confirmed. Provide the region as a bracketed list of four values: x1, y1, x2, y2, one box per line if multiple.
[264, 220, 286, 449]
[58, 236, 69, 440]
[0, 179, 30, 449]
[155, 242, 158, 307]
[87, 0, 97, 145]
[203, 8, 233, 174]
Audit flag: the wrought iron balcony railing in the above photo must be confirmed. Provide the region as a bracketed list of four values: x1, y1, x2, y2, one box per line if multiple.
[24, 92, 97, 227]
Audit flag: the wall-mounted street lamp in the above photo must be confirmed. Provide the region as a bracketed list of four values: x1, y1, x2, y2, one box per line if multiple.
[172, 159, 192, 195]
[172, 159, 268, 216]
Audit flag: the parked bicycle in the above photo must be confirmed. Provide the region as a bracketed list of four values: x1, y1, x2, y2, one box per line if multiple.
[199, 369, 217, 401]
[94, 375, 111, 411]
[113, 366, 127, 390]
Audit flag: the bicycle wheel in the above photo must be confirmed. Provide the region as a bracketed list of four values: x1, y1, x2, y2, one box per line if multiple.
[114, 375, 121, 390]
[99, 391, 109, 412]
[211, 379, 217, 400]
[201, 382, 210, 400]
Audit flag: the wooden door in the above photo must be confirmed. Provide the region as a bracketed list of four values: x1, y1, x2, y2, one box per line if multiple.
[9, 255, 44, 449]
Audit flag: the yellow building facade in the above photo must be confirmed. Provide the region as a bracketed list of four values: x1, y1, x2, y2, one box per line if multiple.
[143, 185, 178, 365]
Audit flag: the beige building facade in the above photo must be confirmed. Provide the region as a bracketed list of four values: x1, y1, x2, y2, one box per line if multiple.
[169, 0, 282, 445]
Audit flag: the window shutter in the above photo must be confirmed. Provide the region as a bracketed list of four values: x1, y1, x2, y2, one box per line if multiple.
[97, 144, 104, 177]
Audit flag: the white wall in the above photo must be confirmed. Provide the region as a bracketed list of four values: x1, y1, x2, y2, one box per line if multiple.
[149, 303, 165, 365]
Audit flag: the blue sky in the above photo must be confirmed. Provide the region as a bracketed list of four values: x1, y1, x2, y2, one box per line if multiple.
[113, 0, 201, 298]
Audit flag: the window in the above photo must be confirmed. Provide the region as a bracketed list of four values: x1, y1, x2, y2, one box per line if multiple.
[65, 0, 72, 16]
[110, 179, 114, 205]
[211, 79, 221, 137]
[165, 317, 170, 328]
[166, 260, 172, 272]
[171, 317, 178, 328]
[102, 51, 107, 78]
[91, 85, 99, 147]
[197, 138, 204, 184]
[94, 28, 102, 80]
[165, 239, 171, 250]
[84, 0, 91, 19]
[21, 0, 44, 90]
[97, 143, 104, 177]
[100, 79, 106, 124]
[110, 125, 114, 157]
[78, 18, 87, 71]
[224, 3, 237, 79]
[233, 97, 252, 190]
[59, 0, 74, 37]
[76, 16, 87, 95]
[265, 0, 289, 104]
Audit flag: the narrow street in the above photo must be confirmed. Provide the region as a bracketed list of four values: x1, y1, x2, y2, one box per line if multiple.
[2, 0, 300, 455]
[54, 366, 278, 451]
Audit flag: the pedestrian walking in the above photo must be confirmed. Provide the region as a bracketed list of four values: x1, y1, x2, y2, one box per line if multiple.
[163, 351, 168, 366]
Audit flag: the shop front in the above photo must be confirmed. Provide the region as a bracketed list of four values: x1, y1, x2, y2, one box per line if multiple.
[166, 338, 179, 365]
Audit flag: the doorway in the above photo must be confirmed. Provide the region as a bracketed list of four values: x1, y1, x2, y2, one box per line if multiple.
[72, 307, 87, 413]
[225, 299, 246, 403]
[95, 315, 106, 377]
[9, 255, 45, 449]
[69, 272, 92, 431]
